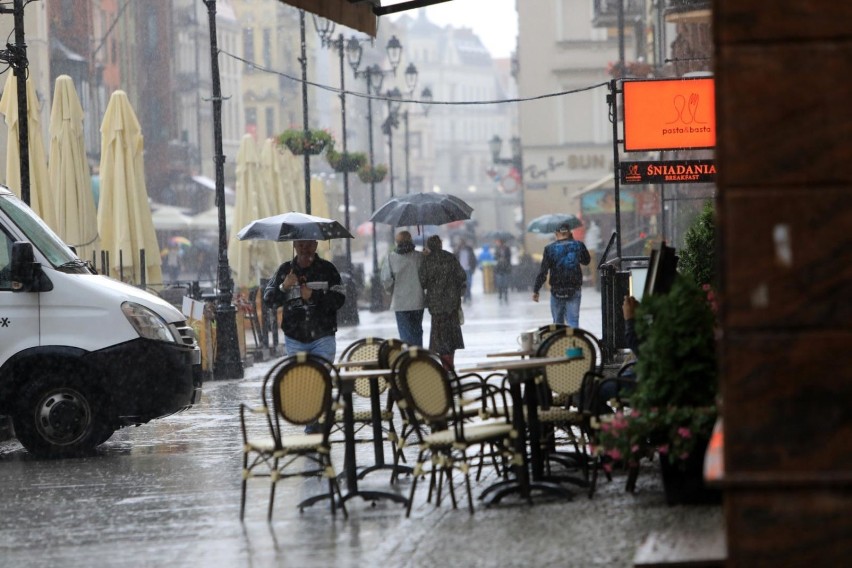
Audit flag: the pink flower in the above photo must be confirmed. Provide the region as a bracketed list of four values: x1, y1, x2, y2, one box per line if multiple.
[631, 444, 640, 454]
[657, 444, 669, 455]
[679, 452, 690, 461]
[603, 462, 613, 473]
[677, 427, 692, 439]
[601, 422, 611, 432]
[607, 448, 622, 461]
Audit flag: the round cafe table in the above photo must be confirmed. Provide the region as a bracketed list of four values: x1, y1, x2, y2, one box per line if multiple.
[457, 355, 581, 506]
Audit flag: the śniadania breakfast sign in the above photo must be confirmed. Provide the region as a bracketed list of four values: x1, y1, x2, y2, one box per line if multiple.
[623, 78, 716, 152]
[620, 160, 717, 184]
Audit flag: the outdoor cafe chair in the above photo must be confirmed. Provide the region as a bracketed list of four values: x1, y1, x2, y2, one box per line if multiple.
[331, 337, 399, 448]
[394, 348, 516, 516]
[533, 327, 601, 482]
[238, 353, 347, 521]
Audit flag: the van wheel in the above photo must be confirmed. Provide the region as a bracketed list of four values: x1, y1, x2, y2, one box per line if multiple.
[13, 375, 109, 457]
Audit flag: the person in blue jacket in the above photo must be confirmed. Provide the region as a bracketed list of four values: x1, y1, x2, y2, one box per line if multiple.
[532, 222, 590, 327]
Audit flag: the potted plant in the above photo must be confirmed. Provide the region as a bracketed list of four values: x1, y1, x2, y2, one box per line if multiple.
[595, 273, 721, 505]
[357, 163, 388, 184]
[277, 129, 334, 155]
[326, 147, 367, 173]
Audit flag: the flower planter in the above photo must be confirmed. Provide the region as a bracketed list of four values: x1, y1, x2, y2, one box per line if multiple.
[326, 150, 367, 173]
[358, 165, 388, 184]
[658, 436, 721, 505]
[277, 130, 333, 156]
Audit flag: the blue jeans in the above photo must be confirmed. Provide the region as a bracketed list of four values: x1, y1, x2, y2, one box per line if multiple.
[284, 334, 337, 364]
[395, 310, 424, 347]
[494, 272, 509, 298]
[550, 291, 582, 328]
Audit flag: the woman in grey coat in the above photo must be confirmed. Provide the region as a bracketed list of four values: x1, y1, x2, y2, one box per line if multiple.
[381, 230, 425, 346]
[419, 235, 467, 371]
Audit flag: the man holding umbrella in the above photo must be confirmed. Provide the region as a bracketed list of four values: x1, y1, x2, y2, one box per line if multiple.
[263, 239, 346, 366]
[532, 222, 590, 328]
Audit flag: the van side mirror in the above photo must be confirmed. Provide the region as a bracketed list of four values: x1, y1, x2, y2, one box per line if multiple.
[10, 241, 36, 292]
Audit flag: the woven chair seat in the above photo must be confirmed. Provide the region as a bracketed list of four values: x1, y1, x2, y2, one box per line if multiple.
[422, 422, 514, 447]
[245, 438, 276, 453]
[538, 407, 582, 423]
[278, 433, 325, 451]
[334, 408, 394, 422]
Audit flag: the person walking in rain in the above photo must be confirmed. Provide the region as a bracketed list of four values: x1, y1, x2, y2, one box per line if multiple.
[532, 222, 590, 328]
[263, 239, 346, 365]
[454, 238, 477, 305]
[381, 230, 425, 346]
[420, 235, 466, 372]
[493, 238, 512, 303]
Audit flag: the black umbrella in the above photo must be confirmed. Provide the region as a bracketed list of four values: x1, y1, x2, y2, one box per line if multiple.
[369, 192, 473, 227]
[236, 212, 353, 241]
[526, 213, 582, 234]
[483, 230, 515, 242]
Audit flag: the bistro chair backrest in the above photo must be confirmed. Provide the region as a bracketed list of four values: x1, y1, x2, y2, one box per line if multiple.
[378, 338, 407, 372]
[270, 353, 334, 430]
[536, 328, 596, 397]
[537, 323, 569, 342]
[396, 348, 452, 425]
[340, 337, 386, 398]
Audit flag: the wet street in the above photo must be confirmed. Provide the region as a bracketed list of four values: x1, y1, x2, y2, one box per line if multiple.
[0, 287, 721, 567]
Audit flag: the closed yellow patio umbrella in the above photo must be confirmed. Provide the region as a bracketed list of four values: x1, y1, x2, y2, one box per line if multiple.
[0, 74, 55, 228]
[281, 146, 305, 212]
[260, 138, 288, 215]
[97, 90, 162, 286]
[228, 134, 282, 289]
[310, 177, 331, 257]
[49, 75, 98, 261]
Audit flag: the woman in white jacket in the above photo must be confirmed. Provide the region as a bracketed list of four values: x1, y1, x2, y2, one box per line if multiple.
[380, 231, 425, 346]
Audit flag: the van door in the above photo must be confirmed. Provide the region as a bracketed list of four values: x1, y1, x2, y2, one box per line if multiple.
[0, 229, 40, 367]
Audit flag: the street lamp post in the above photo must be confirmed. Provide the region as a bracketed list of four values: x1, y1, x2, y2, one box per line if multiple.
[489, 134, 526, 244]
[203, 0, 243, 379]
[402, 86, 433, 194]
[348, 36, 404, 312]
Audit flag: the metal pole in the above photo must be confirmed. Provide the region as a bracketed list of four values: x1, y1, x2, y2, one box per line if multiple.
[299, 10, 311, 213]
[338, 35, 351, 270]
[617, 0, 626, 70]
[387, 114, 395, 198]
[404, 111, 410, 194]
[609, 79, 623, 259]
[204, 0, 243, 380]
[367, 70, 382, 312]
[12, 0, 30, 205]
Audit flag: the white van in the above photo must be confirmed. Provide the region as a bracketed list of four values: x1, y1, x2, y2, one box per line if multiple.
[0, 186, 201, 457]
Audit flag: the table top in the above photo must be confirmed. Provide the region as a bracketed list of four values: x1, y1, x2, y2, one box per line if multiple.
[334, 359, 379, 369]
[486, 349, 536, 358]
[337, 368, 393, 381]
[457, 356, 581, 374]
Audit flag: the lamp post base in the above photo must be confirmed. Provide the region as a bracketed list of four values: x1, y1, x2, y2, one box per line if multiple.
[213, 303, 244, 380]
[369, 271, 384, 312]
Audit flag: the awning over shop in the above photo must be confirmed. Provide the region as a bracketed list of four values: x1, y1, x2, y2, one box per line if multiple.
[275, 0, 454, 35]
[573, 173, 615, 199]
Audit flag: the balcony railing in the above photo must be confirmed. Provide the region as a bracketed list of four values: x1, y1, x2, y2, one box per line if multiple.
[666, 0, 712, 15]
[592, 0, 645, 28]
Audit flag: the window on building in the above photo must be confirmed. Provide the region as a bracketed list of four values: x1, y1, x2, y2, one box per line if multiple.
[246, 107, 257, 130]
[243, 28, 255, 72]
[410, 132, 422, 158]
[262, 28, 272, 68]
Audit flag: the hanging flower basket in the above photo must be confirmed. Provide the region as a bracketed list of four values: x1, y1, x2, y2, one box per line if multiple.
[326, 148, 367, 173]
[277, 129, 334, 155]
[358, 164, 388, 184]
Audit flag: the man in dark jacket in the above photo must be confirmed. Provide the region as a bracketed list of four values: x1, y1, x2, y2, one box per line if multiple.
[420, 235, 467, 372]
[263, 239, 346, 364]
[532, 222, 591, 327]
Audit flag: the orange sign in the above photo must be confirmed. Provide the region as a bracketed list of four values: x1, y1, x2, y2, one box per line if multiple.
[623, 78, 716, 152]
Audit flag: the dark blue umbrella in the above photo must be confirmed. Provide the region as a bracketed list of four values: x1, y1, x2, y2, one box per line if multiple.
[369, 192, 473, 227]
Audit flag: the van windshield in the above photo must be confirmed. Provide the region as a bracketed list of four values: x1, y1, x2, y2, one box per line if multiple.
[0, 192, 82, 270]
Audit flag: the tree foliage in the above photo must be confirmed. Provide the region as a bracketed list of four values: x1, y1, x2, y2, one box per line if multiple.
[678, 201, 716, 287]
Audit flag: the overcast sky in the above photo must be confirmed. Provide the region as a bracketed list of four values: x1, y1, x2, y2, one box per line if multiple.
[394, 0, 518, 59]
